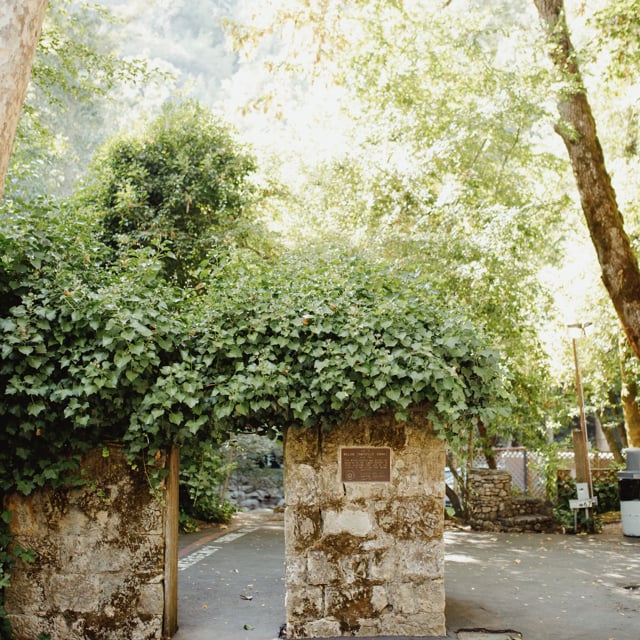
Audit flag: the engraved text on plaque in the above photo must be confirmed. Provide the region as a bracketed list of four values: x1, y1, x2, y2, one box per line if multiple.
[341, 447, 391, 482]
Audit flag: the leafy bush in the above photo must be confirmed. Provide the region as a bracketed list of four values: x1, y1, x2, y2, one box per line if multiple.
[179, 439, 236, 524]
[554, 474, 620, 533]
[194, 248, 514, 436]
[593, 473, 622, 513]
[0, 200, 205, 496]
[178, 510, 200, 533]
[1, 203, 513, 491]
[1, 200, 512, 632]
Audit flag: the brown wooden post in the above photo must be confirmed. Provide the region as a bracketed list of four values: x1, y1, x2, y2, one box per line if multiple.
[572, 429, 594, 522]
[572, 429, 589, 485]
[163, 444, 180, 637]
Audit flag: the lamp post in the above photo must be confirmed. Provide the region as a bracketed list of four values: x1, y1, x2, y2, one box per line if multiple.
[567, 322, 595, 523]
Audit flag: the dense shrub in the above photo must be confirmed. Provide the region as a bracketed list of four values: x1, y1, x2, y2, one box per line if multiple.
[1, 205, 512, 494]
[1, 198, 512, 634]
[179, 439, 236, 525]
[554, 473, 621, 533]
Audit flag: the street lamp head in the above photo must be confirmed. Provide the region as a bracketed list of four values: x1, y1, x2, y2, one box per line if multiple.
[566, 322, 593, 339]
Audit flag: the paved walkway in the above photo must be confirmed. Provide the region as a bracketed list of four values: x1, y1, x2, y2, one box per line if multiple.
[175, 511, 640, 640]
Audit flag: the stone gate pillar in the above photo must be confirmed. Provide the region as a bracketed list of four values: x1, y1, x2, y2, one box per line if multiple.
[284, 407, 446, 638]
[4, 444, 171, 640]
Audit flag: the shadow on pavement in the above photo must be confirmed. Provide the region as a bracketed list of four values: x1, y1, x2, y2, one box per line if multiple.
[174, 511, 640, 640]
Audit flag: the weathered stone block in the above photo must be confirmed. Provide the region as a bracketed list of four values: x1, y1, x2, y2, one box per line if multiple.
[138, 583, 165, 616]
[298, 618, 342, 638]
[336, 552, 373, 585]
[49, 573, 105, 612]
[5, 614, 46, 640]
[285, 555, 308, 586]
[285, 504, 322, 552]
[375, 496, 443, 540]
[386, 579, 445, 615]
[324, 584, 375, 628]
[3, 571, 46, 614]
[378, 611, 445, 637]
[285, 585, 324, 618]
[370, 585, 389, 613]
[323, 507, 373, 536]
[285, 463, 319, 506]
[355, 620, 383, 637]
[398, 539, 444, 581]
[307, 550, 339, 585]
[368, 546, 400, 583]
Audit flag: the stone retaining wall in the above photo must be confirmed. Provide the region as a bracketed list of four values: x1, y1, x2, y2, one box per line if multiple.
[4, 445, 167, 640]
[284, 408, 446, 638]
[469, 468, 555, 533]
[468, 468, 512, 525]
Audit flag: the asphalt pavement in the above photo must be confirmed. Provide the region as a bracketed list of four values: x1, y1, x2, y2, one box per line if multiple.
[174, 511, 286, 640]
[174, 510, 640, 640]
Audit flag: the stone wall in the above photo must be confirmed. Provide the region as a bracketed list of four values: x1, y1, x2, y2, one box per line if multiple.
[468, 468, 512, 526]
[469, 468, 555, 533]
[284, 408, 446, 638]
[4, 445, 167, 640]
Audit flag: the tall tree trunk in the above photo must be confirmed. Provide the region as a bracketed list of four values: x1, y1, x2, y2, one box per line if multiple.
[597, 415, 624, 463]
[0, 0, 49, 198]
[620, 335, 640, 447]
[533, 0, 640, 360]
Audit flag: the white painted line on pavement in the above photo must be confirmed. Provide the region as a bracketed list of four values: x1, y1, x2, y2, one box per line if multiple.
[178, 545, 221, 571]
[217, 527, 256, 543]
[178, 527, 258, 571]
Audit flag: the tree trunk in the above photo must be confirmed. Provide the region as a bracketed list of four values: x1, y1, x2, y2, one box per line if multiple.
[444, 483, 464, 519]
[446, 451, 469, 520]
[0, 0, 49, 199]
[620, 336, 640, 447]
[533, 0, 640, 360]
[476, 419, 498, 470]
[597, 414, 624, 464]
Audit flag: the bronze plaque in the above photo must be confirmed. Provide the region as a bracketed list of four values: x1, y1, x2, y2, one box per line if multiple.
[341, 447, 391, 482]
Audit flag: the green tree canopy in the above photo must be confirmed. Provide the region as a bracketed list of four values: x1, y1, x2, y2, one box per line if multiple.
[5, 0, 155, 201]
[79, 100, 259, 285]
[228, 0, 567, 445]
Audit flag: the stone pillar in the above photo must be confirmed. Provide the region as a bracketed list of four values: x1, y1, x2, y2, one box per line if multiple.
[4, 444, 168, 640]
[468, 468, 512, 530]
[284, 407, 446, 638]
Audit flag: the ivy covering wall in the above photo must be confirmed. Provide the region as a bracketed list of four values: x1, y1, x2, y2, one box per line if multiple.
[0, 203, 512, 498]
[0, 197, 513, 636]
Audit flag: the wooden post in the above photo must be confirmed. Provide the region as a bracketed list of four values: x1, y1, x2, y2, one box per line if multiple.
[572, 429, 589, 485]
[163, 444, 180, 637]
[572, 429, 593, 522]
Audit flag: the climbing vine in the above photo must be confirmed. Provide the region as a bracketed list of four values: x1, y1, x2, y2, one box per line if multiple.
[0, 201, 512, 635]
[192, 250, 514, 436]
[1, 202, 513, 494]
